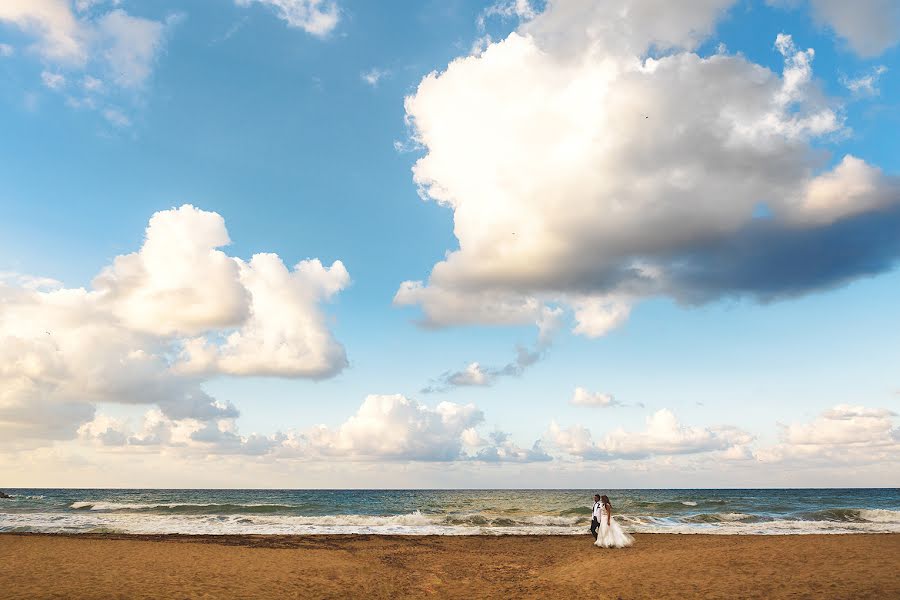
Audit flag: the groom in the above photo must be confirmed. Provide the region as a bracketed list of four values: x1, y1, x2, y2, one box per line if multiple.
[590, 494, 602, 540]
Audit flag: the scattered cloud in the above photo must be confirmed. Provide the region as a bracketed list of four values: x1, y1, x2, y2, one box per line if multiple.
[101, 106, 130, 127]
[40, 70, 66, 90]
[0, 0, 87, 63]
[395, 0, 900, 339]
[234, 0, 340, 37]
[0, 1, 180, 126]
[471, 430, 552, 463]
[361, 67, 389, 87]
[422, 306, 561, 393]
[570, 387, 619, 407]
[478, 0, 537, 29]
[841, 65, 888, 96]
[212, 17, 249, 44]
[82, 75, 104, 92]
[95, 9, 167, 89]
[545, 409, 753, 460]
[75, 0, 123, 12]
[0, 43, 14, 57]
[756, 404, 900, 464]
[78, 394, 553, 463]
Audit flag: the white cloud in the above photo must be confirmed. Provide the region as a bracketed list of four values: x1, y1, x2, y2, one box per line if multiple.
[428, 348, 540, 391]
[40, 70, 66, 90]
[235, 0, 339, 37]
[0, 1, 177, 127]
[472, 430, 552, 462]
[523, 0, 735, 56]
[790, 155, 899, 225]
[78, 413, 130, 446]
[395, 0, 900, 337]
[82, 74, 104, 91]
[570, 387, 617, 407]
[422, 306, 561, 392]
[545, 409, 752, 460]
[0, 272, 62, 290]
[0, 2, 170, 86]
[841, 65, 888, 96]
[757, 405, 900, 464]
[95, 9, 166, 89]
[361, 67, 389, 87]
[77, 394, 552, 463]
[184, 255, 350, 378]
[0, 205, 349, 444]
[446, 362, 493, 387]
[93, 205, 249, 336]
[0, 0, 86, 63]
[101, 106, 129, 127]
[75, 0, 122, 13]
[79, 407, 280, 455]
[808, 0, 900, 57]
[478, 0, 537, 29]
[303, 394, 484, 461]
[297, 394, 551, 463]
[570, 295, 633, 338]
[0, 43, 14, 57]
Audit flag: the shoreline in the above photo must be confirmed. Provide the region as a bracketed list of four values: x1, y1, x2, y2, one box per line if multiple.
[2, 532, 898, 599]
[3, 530, 900, 541]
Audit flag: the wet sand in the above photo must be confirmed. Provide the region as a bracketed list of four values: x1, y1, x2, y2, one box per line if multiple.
[1, 533, 898, 599]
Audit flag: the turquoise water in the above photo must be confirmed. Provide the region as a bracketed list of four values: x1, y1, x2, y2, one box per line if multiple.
[1, 489, 898, 535]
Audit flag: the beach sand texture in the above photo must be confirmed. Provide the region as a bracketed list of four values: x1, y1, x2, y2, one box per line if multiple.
[2, 533, 898, 599]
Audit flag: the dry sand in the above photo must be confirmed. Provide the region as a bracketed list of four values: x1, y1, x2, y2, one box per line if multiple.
[2, 533, 898, 599]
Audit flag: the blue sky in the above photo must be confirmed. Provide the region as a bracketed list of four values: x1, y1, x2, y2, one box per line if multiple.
[1, 0, 898, 487]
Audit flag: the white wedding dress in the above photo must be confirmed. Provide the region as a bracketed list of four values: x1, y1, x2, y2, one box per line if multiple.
[594, 504, 634, 548]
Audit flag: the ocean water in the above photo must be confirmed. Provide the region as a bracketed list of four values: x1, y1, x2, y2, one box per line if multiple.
[1, 489, 898, 536]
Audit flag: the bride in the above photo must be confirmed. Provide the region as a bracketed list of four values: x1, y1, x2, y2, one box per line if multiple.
[594, 495, 634, 548]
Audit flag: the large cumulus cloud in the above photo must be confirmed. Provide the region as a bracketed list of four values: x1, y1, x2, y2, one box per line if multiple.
[0, 205, 349, 443]
[394, 0, 900, 336]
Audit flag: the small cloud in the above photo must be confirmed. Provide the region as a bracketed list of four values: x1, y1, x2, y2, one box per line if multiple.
[66, 96, 98, 110]
[422, 307, 561, 393]
[470, 34, 493, 56]
[41, 71, 66, 91]
[478, 0, 536, 30]
[393, 138, 422, 153]
[212, 17, 249, 44]
[570, 387, 619, 407]
[361, 67, 389, 87]
[0, 43, 14, 57]
[75, 0, 123, 12]
[0, 271, 62, 290]
[102, 107, 131, 128]
[235, 0, 340, 37]
[841, 65, 888, 96]
[82, 75, 104, 92]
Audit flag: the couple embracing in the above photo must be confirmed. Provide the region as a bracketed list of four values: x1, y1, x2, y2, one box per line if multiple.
[590, 494, 634, 548]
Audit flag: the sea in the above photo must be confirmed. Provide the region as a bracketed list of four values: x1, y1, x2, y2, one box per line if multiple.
[1, 489, 898, 536]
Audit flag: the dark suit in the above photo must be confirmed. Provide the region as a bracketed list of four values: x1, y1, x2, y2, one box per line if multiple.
[590, 501, 601, 539]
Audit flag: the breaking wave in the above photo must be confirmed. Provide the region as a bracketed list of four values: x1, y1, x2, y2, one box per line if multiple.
[2, 507, 897, 536]
[2, 490, 898, 536]
[70, 501, 301, 514]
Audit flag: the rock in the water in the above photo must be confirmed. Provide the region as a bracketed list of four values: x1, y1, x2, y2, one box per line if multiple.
[0, 491, 11, 499]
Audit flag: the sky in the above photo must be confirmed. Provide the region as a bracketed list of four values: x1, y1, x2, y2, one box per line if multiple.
[1, 0, 899, 488]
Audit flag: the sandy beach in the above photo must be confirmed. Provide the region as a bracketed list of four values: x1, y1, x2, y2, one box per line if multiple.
[1, 533, 898, 599]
